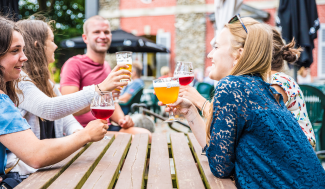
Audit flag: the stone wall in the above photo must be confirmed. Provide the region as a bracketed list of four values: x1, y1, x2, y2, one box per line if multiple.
[177, 0, 205, 5]
[175, 13, 206, 70]
[99, 0, 119, 11]
[100, 0, 120, 67]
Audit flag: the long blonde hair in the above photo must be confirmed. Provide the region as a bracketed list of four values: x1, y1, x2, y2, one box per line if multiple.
[206, 17, 273, 144]
[17, 19, 56, 98]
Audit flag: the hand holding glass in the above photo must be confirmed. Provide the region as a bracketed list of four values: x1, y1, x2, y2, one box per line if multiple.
[114, 51, 133, 102]
[153, 77, 180, 122]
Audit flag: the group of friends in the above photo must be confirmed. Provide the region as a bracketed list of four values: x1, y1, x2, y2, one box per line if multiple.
[0, 13, 325, 188]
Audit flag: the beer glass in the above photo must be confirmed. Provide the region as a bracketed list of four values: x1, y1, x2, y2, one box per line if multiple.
[91, 92, 115, 120]
[114, 51, 133, 102]
[174, 61, 194, 86]
[116, 51, 132, 82]
[153, 77, 180, 122]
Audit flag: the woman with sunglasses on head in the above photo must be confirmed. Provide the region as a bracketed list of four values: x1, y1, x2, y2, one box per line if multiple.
[161, 16, 325, 188]
[0, 17, 108, 188]
[179, 29, 317, 150]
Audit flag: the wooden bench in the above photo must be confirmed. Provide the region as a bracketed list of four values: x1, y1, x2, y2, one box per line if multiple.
[17, 133, 236, 189]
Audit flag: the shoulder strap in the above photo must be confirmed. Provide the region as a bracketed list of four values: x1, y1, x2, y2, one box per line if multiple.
[5, 159, 19, 174]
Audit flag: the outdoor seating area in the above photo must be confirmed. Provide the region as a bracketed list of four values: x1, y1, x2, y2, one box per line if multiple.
[16, 133, 236, 189]
[1, 0, 325, 189]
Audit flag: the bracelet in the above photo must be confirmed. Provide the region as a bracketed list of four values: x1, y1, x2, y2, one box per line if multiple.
[201, 100, 208, 117]
[96, 84, 104, 96]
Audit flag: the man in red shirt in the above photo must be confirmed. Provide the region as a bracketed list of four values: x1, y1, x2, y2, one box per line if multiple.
[60, 15, 151, 136]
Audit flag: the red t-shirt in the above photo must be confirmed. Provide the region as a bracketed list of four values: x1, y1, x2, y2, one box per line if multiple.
[60, 54, 112, 127]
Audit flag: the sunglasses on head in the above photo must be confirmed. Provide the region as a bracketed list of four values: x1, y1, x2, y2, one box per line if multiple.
[228, 14, 248, 33]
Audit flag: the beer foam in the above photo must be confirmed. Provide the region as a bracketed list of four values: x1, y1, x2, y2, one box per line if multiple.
[91, 106, 115, 110]
[117, 60, 132, 65]
[153, 82, 180, 88]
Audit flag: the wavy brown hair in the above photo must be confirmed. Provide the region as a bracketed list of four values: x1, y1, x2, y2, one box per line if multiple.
[206, 17, 273, 144]
[0, 17, 22, 106]
[16, 19, 56, 97]
[272, 28, 303, 71]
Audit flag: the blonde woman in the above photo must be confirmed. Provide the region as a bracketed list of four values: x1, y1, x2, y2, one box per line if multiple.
[161, 16, 325, 188]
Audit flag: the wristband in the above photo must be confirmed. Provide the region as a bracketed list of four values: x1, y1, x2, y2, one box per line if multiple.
[201, 100, 208, 117]
[97, 84, 104, 96]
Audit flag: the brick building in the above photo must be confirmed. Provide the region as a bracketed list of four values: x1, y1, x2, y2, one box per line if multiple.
[98, 0, 325, 79]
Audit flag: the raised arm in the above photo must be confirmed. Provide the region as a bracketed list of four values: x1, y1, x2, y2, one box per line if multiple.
[0, 119, 107, 169]
[19, 81, 96, 120]
[205, 80, 244, 178]
[160, 97, 207, 147]
[179, 85, 211, 117]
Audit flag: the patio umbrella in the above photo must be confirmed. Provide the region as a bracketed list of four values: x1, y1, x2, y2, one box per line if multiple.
[61, 29, 170, 53]
[0, 0, 19, 21]
[277, 0, 319, 68]
[214, 0, 243, 37]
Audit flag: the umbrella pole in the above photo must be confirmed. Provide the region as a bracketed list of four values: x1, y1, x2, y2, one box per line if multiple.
[143, 53, 148, 77]
[293, 65, 298, 81]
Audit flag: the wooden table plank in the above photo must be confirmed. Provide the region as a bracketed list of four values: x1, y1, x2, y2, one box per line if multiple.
[47, 134, 115, 189]
[188, 133, 236, 189]
[15, 142, 91, 189]
[170, 133, 205, 189]
[147, 133, 173, 189]
[115, 134, 149, 189]
[81, 134, 132, 189]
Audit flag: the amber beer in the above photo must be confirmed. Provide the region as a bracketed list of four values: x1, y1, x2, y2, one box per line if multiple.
[153, 77, 180, 122]
[154, 86, 179, 104]
[116, 51, 133, 82]
[153, 77, 180, 104]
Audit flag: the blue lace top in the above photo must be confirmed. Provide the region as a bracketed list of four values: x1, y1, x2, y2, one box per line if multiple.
[206, 75, 325, 188]
[0, 94, 30, 175]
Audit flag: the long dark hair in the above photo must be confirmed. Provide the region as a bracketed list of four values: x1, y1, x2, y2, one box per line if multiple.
[0, 17, 21, 105]
[17, 19, 56, 97]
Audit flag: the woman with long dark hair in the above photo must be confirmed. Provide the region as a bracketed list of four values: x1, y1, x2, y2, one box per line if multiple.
[0, 17, 108, 188]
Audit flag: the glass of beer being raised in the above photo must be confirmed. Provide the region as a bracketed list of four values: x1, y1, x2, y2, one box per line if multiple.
[153, 77, 180, 122]
[114, 51, 132, 102]
[116, 51, 132, 82]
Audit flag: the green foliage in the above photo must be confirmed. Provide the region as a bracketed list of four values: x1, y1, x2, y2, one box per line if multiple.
[19, 0, 85, 67]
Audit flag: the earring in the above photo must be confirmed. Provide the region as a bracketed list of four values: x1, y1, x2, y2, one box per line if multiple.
[233, 63, 236, 67]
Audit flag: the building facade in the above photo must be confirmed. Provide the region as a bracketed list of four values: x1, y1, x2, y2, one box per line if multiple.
[98, 0, 325, 79]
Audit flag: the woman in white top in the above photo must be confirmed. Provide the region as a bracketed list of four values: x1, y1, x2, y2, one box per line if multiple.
[6, 19, 131, 178]
[270, 29, 316, 149]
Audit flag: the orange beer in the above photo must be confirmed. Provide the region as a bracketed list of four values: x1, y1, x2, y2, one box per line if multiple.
[119, 63, 132, 72]
[153, 77, 180, 122]
[154, 86, 179, 104]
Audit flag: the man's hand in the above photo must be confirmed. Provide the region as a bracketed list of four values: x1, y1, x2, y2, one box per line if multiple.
[118, 115, 134, 129]
[97, 64, 131, 92]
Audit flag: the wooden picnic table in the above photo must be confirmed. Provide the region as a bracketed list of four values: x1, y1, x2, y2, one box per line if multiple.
[16, 133, 236, 189]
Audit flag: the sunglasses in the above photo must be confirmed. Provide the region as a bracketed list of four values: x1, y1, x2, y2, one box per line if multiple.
[228, 14, 248, 33]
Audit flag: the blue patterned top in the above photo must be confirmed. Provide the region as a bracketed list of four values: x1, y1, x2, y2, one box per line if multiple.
[0, 94, 30, 175]
[206, 75, 325, 188]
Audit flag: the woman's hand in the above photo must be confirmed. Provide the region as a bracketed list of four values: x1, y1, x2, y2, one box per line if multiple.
[97, 64, 131, 92]
[83, 119, 108, 142]
[179, 85, 206, 109]
[158, 97, 194, 115]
